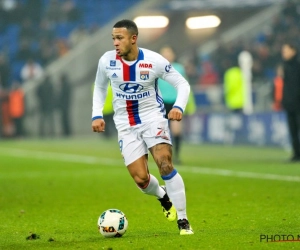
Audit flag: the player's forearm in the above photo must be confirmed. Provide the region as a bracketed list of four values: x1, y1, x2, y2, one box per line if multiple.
[92, 82, 108, 119]
[173, 80, 190, 113]
[164, 72, 190, 112]
[92, 58, 110, 119]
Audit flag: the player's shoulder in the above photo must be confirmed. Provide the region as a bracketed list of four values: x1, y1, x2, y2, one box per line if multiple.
[140, 48, 168, 70]
[140, 48, 164, 60]
[99, 50, 116, 63]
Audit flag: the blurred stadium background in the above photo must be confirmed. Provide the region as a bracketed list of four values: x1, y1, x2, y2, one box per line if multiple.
[0, 0, 297, 149]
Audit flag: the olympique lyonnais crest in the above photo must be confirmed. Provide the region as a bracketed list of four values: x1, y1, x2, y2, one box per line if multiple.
[140, 71, 149, 80]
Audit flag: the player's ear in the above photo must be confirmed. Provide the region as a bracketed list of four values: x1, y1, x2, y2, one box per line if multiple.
[131, 34, 137, 44]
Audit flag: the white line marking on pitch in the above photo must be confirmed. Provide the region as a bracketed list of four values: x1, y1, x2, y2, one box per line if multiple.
[0, 147, 118, 165]
[180, 167, 300, 182]
[0, 148, 299, 182]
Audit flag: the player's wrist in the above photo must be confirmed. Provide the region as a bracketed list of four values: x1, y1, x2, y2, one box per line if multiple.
[172, 106, 183, 113]
[92, 116, 103, 121]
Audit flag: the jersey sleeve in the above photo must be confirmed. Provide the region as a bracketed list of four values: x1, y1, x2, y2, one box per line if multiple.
[92, 56, 109, 120]
[157, 56, 190, 113]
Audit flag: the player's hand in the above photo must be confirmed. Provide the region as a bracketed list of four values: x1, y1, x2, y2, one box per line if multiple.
[92, 119, 105, 133]
[168, 108, 183, 121]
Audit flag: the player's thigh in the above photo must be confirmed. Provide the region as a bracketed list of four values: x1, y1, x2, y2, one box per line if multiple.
[118, 129, 148, 167]
[142, 118, 174, 175]
[127, 154, 149, 185]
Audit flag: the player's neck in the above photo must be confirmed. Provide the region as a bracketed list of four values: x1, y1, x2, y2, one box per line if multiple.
[122, 46, 139, 61]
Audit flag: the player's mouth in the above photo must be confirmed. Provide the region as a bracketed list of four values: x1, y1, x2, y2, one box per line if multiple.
[116, 48, 121, 54]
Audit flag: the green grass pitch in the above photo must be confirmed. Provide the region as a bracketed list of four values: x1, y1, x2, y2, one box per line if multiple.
[0, 137, 299, 250]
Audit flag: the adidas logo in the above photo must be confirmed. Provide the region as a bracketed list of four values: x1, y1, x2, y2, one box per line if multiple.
[112, 73, 118, 78]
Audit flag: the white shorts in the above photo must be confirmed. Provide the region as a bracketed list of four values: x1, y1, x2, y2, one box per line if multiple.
[118, 118, 172, 166]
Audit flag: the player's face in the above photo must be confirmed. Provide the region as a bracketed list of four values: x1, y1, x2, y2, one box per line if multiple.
[112, 28, 137, 58]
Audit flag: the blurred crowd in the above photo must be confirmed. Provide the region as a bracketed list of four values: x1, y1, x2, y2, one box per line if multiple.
[183, 0, 300, 88]
[0, 0, 82, 68]
[1, 0, 299, 138]
[0, 0, 92, 138]
[0, 0, 140, 139]
[214, 0, 300, 83]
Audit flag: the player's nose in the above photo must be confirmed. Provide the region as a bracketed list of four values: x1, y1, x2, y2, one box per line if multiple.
[113, 40, 119, 46]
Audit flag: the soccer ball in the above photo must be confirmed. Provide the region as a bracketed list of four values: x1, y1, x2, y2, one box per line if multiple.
[97, 209, 128, 238]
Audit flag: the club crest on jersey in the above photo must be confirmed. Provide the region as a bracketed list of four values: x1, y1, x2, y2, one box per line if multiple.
[110, 60, 116, 66]
[139, 63, 152, 68]
[140, 71, 149, 80]
[119, 83, 143, 93]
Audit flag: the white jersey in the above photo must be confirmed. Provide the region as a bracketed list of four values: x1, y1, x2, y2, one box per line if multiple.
[92, 48, 190, 131]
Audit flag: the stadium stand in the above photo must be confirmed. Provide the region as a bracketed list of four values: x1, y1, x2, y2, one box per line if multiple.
[0, 0, 141, 86]
[0, 0, 297, 138]
[209, 0, 300, 83]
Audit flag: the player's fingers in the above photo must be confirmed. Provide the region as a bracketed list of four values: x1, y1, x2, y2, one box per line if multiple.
[177, 112, 182, 121]
[173, 114, 182, 121]
[92, 124, 102, 132]
[168, 111, 182, 121]
[168, 112, 175, 120]
[92, 120, 106, 133]
[94, 123, 105, 133]
[92, 125, 99, 132]
[176, 115, 182, 121]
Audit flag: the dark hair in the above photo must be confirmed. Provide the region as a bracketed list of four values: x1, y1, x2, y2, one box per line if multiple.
[113, 19, 138, 36]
